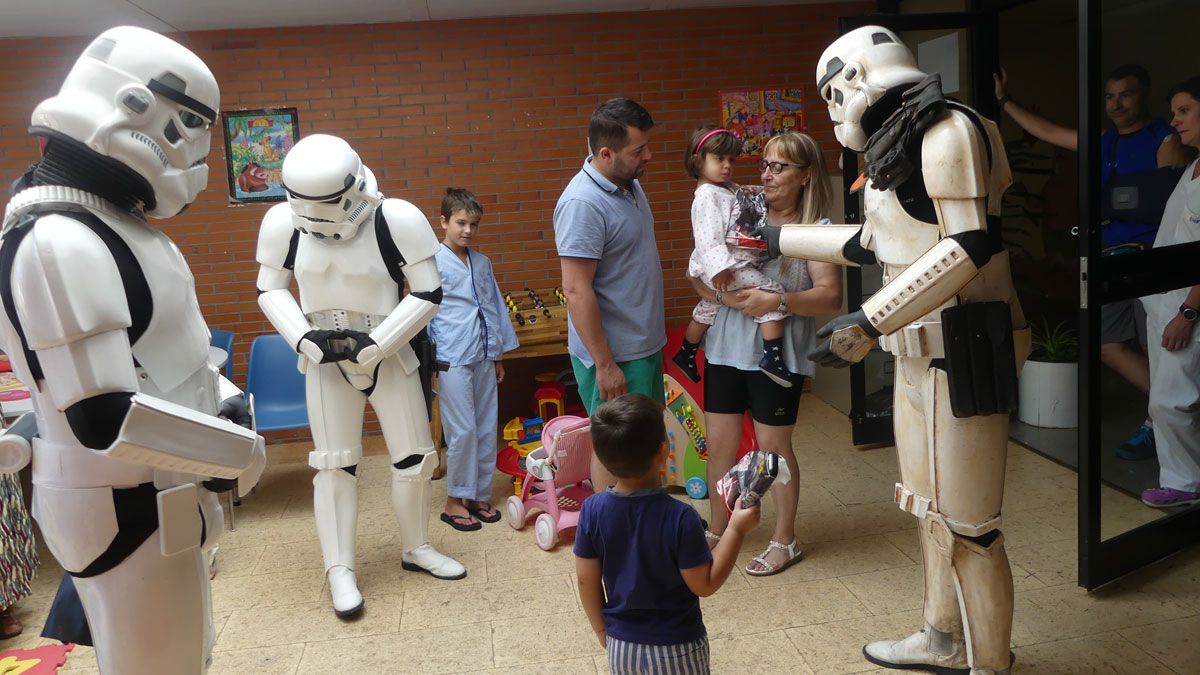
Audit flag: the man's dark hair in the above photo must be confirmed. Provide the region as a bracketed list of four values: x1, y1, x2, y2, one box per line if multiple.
[1107, 63, 1151, 91]
[1167, 76, 1200, 106]
[440, 187, 482, 220]
[589, 393, 665, 478]
[588, 98, 654, 155]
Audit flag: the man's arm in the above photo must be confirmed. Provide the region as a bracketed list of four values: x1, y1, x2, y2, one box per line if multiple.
[560, 256, 626, 400]
[994, 68, 1078, 151]
[575, 555, 607, 647]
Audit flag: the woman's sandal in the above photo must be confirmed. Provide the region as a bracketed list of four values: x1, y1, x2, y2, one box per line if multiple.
[745, 539, 804, 577]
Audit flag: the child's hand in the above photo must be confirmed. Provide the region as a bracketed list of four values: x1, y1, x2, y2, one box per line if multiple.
[712, 269, 733, 291]
[595, 629, 607, 648]
[728, 498, 761, 535]
[495, 361, 505, 383]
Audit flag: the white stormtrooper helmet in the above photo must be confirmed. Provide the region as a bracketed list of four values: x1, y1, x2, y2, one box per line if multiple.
[815, 26, 926, 151]
[281, 134, 381, 241]
[30, 26, 219, 218]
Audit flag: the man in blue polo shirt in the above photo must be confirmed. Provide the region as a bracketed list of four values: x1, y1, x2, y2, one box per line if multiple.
[555, 98, 665, 490]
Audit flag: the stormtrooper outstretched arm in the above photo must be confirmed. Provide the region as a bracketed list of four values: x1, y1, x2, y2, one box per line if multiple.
[771, 223, 878, 267]
[814, 112, 996, 366]
[11, 215, 261, 479]
[346, 199, 442, 370]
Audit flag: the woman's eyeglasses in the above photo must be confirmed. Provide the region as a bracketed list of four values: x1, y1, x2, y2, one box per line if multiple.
[758, 159, 807, 175]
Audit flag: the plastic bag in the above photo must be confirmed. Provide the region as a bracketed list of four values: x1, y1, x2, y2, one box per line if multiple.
[715, 450, 792, 513]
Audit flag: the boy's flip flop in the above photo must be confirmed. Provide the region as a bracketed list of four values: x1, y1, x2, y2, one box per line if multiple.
[440, 512, 481, 532]
[468, 502, 502, 523]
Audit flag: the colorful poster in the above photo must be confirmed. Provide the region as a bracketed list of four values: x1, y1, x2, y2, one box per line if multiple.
[718, 88, 805, 157]
[220, 108, 299, 203]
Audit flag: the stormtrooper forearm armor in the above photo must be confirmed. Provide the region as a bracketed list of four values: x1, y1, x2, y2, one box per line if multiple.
[777, 224, 877, 267]
[368, 256, 441, 358]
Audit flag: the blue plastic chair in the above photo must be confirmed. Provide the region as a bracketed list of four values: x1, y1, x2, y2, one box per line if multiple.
[209, 329, 235, 381]
[244, 334, 310, 432]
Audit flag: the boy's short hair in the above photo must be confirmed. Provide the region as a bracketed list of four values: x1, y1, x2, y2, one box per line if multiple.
[588, 98, 654, 156]
[441, 187, 483, 220]
[684, 124, 743, 180]
[590, 393, 665, 478]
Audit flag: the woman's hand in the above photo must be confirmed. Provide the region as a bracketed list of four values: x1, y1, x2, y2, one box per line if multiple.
[993, 67, 1008, 101]
[687, 273, 717, 303]
[1162, 314, 1196, 351]
[731, 288, 781, 318]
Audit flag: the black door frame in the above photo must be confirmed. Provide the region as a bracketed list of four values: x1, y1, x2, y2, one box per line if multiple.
[1077, 0, 1200, 590]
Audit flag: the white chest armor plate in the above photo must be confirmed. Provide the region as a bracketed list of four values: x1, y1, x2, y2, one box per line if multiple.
[861, 187, 942, 267]
[293, 220, 401, 317]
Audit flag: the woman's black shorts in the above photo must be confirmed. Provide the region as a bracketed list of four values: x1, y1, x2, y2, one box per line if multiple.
[703, 361, 806, 426]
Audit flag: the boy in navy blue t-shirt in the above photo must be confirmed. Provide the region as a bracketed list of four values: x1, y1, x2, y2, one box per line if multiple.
[574, 394, 760, 674]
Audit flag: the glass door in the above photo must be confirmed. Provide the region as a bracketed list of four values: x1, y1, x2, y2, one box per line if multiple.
[1079, 0, 1200, 589]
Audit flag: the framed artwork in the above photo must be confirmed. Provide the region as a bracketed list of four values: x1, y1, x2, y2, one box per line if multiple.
[220, 107, 299, 203]
[718, 88, 806, 157]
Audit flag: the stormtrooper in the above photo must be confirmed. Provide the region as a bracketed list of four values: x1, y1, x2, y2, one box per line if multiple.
[256, 133, 465, 619]
[761, 26, 1030, 675]
[0, 26, 266, 674]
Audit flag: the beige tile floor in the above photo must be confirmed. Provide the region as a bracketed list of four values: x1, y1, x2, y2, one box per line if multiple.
[5, 397, 1200, 673]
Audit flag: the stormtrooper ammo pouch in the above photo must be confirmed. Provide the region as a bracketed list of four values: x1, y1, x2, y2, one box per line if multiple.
[938, 301, 1019, 418]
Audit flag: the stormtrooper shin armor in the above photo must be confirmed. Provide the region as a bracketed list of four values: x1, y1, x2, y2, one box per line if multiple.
[256, 134, 464, 618]
[778, 27, 1031, 674]
[0, 27, 265, 674]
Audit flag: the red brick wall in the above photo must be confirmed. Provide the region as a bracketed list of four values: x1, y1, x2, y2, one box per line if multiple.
[0, 3, 867, 438]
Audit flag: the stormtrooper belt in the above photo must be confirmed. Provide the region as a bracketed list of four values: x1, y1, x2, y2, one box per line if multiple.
[306, 310, 387, 332]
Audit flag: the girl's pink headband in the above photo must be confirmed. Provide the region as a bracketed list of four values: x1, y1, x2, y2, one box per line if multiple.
[693, 128, 736, 155]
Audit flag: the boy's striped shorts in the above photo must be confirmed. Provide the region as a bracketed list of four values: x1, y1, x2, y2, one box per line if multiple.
[606, 635, 711, 675]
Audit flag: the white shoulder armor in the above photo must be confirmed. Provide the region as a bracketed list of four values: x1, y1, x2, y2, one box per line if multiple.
[921, 109, 988, 201]
[379, 198, 439, 266]
[256, 202, 298, 272]
[13, 214, 131, 349]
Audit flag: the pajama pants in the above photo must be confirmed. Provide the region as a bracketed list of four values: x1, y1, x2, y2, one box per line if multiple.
[439, 359, 499, 502]
[606, 635, 710, 675]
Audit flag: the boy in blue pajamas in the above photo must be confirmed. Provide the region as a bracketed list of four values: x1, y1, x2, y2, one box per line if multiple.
[429, 188, 519, 531]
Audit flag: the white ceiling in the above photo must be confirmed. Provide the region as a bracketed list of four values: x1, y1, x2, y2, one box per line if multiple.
[0, 0, 825, 38]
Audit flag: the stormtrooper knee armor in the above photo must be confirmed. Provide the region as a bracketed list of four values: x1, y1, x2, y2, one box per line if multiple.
[256, 134, 464, 618]
[769, 26, 1031, 674]
[0, 27, 266, 674]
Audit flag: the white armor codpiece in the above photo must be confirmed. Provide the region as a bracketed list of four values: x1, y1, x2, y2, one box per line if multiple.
[255, 133, 464, 619]
[776, 27, 1031, 675]
[0, 27, 265, 675]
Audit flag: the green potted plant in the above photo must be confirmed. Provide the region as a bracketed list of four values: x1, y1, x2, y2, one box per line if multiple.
[1018, 319, 1079, 428]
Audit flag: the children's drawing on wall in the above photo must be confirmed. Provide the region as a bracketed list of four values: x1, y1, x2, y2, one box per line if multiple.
[718, 89, 805, 157]
[221, 108, 299, 203]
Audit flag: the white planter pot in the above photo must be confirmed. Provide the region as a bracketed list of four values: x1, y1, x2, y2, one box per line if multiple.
[1018, 359, 1078, 428]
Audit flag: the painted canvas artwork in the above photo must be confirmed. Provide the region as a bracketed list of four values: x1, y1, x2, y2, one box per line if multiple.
[718, 89, 805, 157]
[221, 108, 299, 203]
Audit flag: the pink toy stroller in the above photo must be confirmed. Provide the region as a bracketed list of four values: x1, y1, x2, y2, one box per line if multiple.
[505, 415, 594, 550]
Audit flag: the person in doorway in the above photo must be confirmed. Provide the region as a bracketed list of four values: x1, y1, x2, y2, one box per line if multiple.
[1140, 76, 1200, 508]
[995, 64, 1189, 460]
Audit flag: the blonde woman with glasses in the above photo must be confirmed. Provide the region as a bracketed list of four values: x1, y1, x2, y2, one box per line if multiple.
[688, 131, 843, 575]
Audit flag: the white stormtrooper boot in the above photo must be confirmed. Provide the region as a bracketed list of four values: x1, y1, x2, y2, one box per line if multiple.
[314, 468, 364, 617]
[392, 452, 466, 580]
[863, 623, 969, 675]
